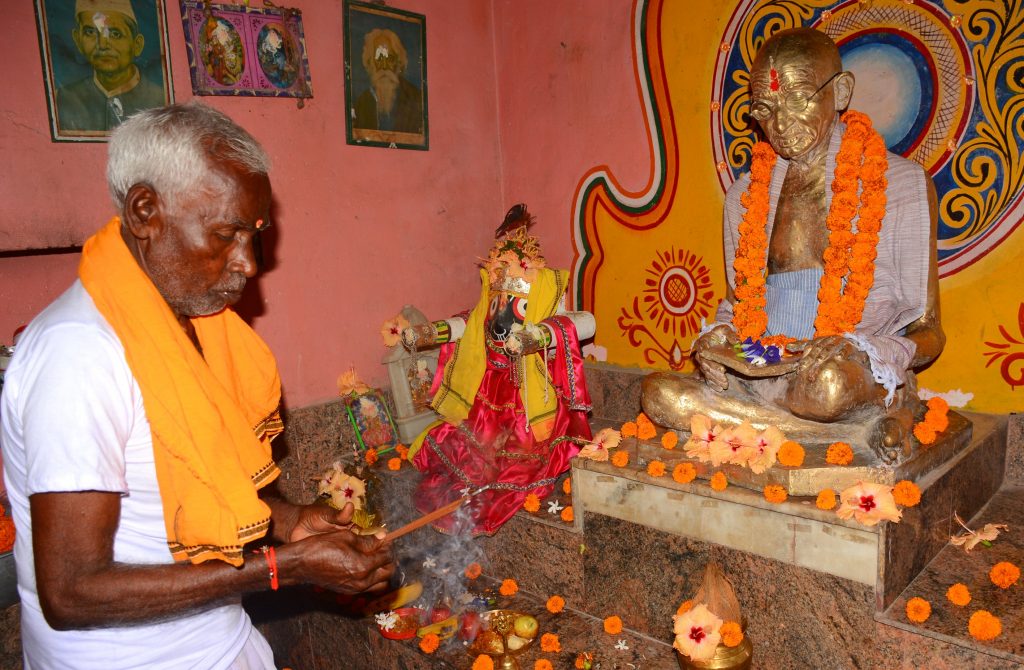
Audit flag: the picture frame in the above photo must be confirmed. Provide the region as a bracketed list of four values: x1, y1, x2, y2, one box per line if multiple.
[343, 389, 400, 453]
[343, 1, 428, 150]
[179, 1, 313, 99]
[34, 0, 174, 142]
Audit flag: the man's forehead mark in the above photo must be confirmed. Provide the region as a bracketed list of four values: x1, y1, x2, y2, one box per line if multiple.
[255, 219, 266, 231]
[769, 56, 780, 92]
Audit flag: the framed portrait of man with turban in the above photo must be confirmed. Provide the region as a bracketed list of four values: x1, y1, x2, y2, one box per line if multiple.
[34, 0, 173, 142]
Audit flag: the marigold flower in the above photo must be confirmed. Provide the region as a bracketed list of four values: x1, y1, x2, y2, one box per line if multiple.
[464, 562, 482, 580]
[611, 450, 630, 468]
[473, 654, 495, 670]
[364, 448, 378, 466]
[419, 633, 440, 653]
[562, 478, 572, 495]
[561, 506, 574, 523]
[946, 583, 971, 607]
[661, 431, 679, 450]
[647, 460, 666, 477]
[499, 579, 518, 596]
[387, 457, 402, 471]
[816, 489, 837, 510]
[777, 440, 805, 467]
[968, 610, 1001, 641]
[710, 472, 728, 491]
[676, 600, 694, 616]
[763, 484, 787, 504]
[892, 480, 921, 507]
[926, 396, 949, 414]
[989, 561, 1020, 589]
[546, 595, 565, 614]
[673, 462, 697, 484]
[574, 652, 593, 669]
[826, 442, 854, 466]
[837, 481, 901, 526]
[540, 632, 561, 652]
[603, 615, 623, 635]
[720, 621, 743, 648]
[620, 421, 638, 438]
[523, 493, 541, 513]
[637, 422, 657, 441]
[534, 661, 553, 670]
[905, 597, 931, 623]
[395, 444, 409, 460]
[913, 422, 937, 445]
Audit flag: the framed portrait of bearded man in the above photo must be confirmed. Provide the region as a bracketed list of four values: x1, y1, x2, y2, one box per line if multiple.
[343, 1, 428, 150]
[35, 0, 173, 142]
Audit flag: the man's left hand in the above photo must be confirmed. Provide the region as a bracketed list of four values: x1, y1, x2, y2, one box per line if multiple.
[288, 502, 355, 542]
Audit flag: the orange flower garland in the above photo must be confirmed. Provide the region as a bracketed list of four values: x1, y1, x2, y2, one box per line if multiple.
[673, 462, 697, 484]
[914, 396, 951, 446]
[603, 615, 623, 635]
[733, 111, 887, 340]
[905, 597, 931, 623]
[720, 621, 744, 648]
[647, 460, 667, 478]
[892, 480, 921, 507]
[946, 583, 971, 607]
[764, 484, 788, 504]
[499, 579, 519, 596]
[547, 595, 565, 614]
[968, 611, 1001, 641]
[989, 561, 1020, 589]
[826, 442, 854, 466]
[777, 441, 805, 467]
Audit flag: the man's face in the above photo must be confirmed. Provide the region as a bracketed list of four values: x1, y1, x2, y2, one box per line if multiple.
[73, 11, 143, 76]
[144, 156, 272, 319]
[749, 54, 838, 160]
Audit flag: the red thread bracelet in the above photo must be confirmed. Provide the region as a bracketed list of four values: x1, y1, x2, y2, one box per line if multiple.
[259, 545, 279, 590]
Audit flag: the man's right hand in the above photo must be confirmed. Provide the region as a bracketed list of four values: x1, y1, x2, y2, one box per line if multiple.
[286, 528, 396, 595]
[692, 324, 739, 391]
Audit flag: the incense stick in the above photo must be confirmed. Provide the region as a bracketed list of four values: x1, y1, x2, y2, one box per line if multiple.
[383, 496, 468, 542]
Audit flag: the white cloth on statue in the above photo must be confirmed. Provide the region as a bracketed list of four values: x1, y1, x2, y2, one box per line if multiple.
[713, 120, 930, 387]
[1, 281, 273, 670]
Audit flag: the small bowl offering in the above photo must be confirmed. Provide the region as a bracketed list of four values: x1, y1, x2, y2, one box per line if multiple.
[468, 609, 538, 669]
[376, 606, 425, 640]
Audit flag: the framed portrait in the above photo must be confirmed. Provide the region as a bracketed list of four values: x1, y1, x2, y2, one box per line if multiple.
[180, 1, 313, 99]
[34, 0, 174, 142]
[343, 390, 400, 453]
[343, 1, 428, 150]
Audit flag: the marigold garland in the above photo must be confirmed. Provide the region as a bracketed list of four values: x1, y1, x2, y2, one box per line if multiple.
[465, 562, 482, 580]
[892, 480, 921, 507]
[905, 597, 931, 623]
[946, 583, 971, 607]
[534, 661, 553, 670]
[499, 579, 518, 596]
[523, 493, 541, 513]
[673, 462, 697, 484]
[621, 421, 638, 438]
[419, 633, 440, 654]
[540, 633, 561, 652]
[647, 460, 667, 477]
[720, 621, 743, 648]
[777, 441, 805, 467]
[816, 489, 837, 510]
[547, 595, 565, 614]
[764, 484, 787, 504]
[710, 472, 728, 491]
[603, 615, 623, 635]
[611, 451, 630, 468]
[662, 431, 679, 450]
[733, 111, 887, 340]
[989, 561, 1020, 589]
[365, 448, 378, 466]
[387, 457, 402, 471]
[563, 478, 572, 495]
[826, 442, 854, 466]
[473, 654, 495, 670]
[561, 506, 574, 523]
[968, 610, 1001, 641]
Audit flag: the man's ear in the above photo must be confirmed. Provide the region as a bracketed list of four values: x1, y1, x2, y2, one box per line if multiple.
[133, 34, 145, 59]
[833, 71, 855, 111]
[121, 183, 162, 242]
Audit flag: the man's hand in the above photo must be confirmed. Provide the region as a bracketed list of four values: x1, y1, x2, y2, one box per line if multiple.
[285, 529, 395, 595]
[692, 324, 739, 391]
[288, 502, 355, 542]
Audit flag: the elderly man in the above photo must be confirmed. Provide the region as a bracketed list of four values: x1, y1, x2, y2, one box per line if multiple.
[353, 28, 423, 134]
[57, 0, 167, 132]
[1, 103, 394, 668]
[643, 28, 944, 455]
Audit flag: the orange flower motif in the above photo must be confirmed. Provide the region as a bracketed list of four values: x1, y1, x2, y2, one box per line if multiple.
[892, 480, 921, 507]
[499, 579, 518, 596]
[364, 448, 379, 466]
[523, 494, 541, 513]
[777, 440, 805, 467]
[989, 561, 1020, 589]
[561, 506, 574, 523]
[540, 633, 561, 652]
[611, 450, 630, 468]
[603, 615, 623, 635]
[905, 597, 931, 623]
[387, 457, 402, 471]
[676, 600, 694, 615]
[647, 460, 667, 477]
[419, 633, 440, 653]
[968, 610, 1001, 641]
[710, 472, 728, 491]
[546, 595, 565, 614]
[464, 562, 482, 580]
[473, 654, 495, 670]
[534, 661, 553, 670]
[825, 442, 854, 466]
[562, 478, 572, 495]
[837, 481, 902, 526]
[720, 621, 743, 648]
[816, 489, 837, 510]
[661, 431, 679, 450]
[946, 583, 971, 607]
[620, 421, 638, 438]
[673, 462, 697, 484]
[763, 484, 787, 504]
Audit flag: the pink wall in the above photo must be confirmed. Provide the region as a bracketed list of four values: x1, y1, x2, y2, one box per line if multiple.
[0, 0, 644, 408]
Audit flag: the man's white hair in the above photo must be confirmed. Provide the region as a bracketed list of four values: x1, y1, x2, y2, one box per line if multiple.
[107, 102, 270, 211]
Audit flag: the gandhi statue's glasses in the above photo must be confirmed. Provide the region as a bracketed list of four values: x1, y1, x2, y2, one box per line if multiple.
[748, 71, 842, 123]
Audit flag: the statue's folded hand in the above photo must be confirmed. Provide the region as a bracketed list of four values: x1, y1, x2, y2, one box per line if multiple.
[794, 335, 869, 383]
[693, 324, 739, 392]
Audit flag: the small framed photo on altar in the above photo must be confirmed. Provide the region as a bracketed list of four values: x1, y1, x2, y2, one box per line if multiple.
[344, 390, 400, 453]
[179, 1, 313, 100]
[34, 0, 174, 142]
[343, 1, 428, 150]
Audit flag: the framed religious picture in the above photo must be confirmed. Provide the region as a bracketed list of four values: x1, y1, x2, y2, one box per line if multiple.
[179, 1, 313, 99]
[343, 390, 400, 453]
[343, 1, 428, 150]
[34, 0, 174, 142]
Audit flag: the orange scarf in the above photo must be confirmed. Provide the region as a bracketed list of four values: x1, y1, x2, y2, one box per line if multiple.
[79, 218, 282, 566]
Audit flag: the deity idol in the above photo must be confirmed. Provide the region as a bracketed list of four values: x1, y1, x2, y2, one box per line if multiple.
[405, 205, 595, 535]
[643, 28, 945, 462]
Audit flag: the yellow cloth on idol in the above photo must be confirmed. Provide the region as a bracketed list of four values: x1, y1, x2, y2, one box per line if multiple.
[79, 217, 283, 566]
[425, 267, 566, 447]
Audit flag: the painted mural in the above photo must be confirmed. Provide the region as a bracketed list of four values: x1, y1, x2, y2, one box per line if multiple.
[571, 0, 1024, 413]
